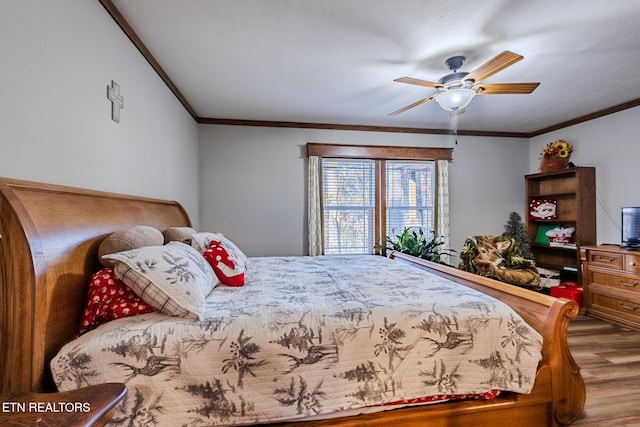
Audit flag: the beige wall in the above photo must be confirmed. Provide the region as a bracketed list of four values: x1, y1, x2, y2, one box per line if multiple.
[0, 0, 200, 224]
[200, 106, 640, 257]
[529, 106, 640, 245]
[199, 125, 530, 257]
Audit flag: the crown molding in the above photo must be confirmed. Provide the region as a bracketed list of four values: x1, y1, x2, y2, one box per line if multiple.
[526, 98, 640, 137]
[101, 0, 640, 138]
[99, 0, 198, 118]
[196, 117, 529, 138]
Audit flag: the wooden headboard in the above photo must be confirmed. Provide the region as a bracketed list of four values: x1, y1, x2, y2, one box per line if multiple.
[0, 177, 191, 392]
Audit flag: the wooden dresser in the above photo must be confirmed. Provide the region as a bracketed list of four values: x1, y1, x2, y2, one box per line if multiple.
[581, 245, 640, 331]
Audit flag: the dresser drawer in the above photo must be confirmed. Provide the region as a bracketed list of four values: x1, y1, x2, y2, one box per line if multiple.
[590, 270, 640, 294]
[587, 250, 623, 269]
[624, 253, 640, 275]
[590, 293, 640, 321]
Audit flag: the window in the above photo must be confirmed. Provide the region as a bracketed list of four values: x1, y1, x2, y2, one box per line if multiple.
[307, 143, 451, 256]
[320, 158, 436, 255]
[322, 159, 376, 254]
[385, 160, 435, 238]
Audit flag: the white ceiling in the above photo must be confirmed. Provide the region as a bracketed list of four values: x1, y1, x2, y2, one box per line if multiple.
[109, 0, 640, 135]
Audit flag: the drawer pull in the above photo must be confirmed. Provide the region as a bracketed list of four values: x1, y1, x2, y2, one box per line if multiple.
[619, 303, 640, 312]
[617, 279, 639, 288]
[595, 255, 616, 263]
[630, 261, 637, 267]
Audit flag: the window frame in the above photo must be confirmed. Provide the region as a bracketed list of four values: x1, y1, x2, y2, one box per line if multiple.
[308, 143, 452, 255]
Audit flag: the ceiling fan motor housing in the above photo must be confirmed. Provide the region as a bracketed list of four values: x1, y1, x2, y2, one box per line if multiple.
[438, 72, 472, 89]
[445, 55, 466, 71]
[438, 56, 476, 89]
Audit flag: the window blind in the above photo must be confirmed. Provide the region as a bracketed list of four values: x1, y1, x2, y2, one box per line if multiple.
[321, 159, 376, 254]
[386, 160, 435, 237]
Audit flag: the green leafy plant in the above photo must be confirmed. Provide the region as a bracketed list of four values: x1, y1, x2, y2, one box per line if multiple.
[377, 227, 455, 265]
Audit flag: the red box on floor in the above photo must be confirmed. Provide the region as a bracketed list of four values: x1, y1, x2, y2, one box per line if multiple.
[551, 282, 583, 308]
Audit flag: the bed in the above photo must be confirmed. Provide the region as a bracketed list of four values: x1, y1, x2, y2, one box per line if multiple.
[0, 177, 585, 426]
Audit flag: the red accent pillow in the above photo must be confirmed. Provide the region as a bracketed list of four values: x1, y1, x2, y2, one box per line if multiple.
[78, 268, 155, 335]
[203, 241, 246, 286]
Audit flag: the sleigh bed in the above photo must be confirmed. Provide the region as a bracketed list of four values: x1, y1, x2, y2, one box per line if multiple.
[0, 177, 585, 426]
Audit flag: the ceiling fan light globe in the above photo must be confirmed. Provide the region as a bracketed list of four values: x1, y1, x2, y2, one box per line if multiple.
[435, 88, 476, 111]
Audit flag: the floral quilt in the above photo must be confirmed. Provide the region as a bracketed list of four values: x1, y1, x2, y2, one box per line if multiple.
[51, 255, 543, 426]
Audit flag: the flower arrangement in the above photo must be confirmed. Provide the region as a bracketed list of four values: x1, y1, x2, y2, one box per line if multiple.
[541, 139, 573, 159]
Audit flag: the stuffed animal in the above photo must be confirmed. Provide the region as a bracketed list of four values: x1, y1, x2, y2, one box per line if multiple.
[162, 226, 197, 244]
[98, 225, 164, 267]
[202, 240, 246, 286]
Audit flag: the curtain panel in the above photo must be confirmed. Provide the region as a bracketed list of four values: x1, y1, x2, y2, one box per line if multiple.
[308, 155, 323, 256]
[436, 159, 450, 263]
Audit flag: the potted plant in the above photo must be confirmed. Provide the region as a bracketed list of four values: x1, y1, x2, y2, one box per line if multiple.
[377, 227, 455, 265]
[540, 139, 573, 172]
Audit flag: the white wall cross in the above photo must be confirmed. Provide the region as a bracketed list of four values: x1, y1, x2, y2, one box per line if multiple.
[107, 81, 124, 123]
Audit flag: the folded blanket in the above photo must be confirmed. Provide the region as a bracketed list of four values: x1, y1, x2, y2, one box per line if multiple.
[458, 236, 540, 287]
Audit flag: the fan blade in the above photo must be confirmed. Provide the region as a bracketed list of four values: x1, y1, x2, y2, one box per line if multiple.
[389, 96, 435, 116]
[475, 82, 540, 94]
[462, 51, 524, 84]
[393, 77, 443, 89]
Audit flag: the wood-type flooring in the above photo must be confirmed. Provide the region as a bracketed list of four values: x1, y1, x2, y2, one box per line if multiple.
[568, 315, 640, 426]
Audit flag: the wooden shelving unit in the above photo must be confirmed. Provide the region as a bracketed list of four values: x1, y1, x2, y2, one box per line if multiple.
[525, 167, 596, 281]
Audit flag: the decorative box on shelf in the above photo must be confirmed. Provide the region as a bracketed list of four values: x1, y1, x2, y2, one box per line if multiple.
[547, 226, 576, 247]
[529, 198, 557, 221]
[534, 224, 575, 247]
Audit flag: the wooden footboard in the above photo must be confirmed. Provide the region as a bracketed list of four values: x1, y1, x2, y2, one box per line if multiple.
[390, 252, 585, 426]
[0, 177, 585, 426]
[273, 253, 585, 426]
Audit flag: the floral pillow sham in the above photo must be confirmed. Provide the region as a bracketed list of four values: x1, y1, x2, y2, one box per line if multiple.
[102, 242, 217, 320]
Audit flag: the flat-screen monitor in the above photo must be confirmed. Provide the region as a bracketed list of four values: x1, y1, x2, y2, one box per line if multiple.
[621, 207, 640, 249]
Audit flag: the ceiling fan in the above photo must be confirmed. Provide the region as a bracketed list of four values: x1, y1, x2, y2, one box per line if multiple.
[389, 51, 540, 116]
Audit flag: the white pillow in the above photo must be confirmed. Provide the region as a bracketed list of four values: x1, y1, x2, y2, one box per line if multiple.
[191, 232, 248, 265]
[102, 242, 217, 320]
